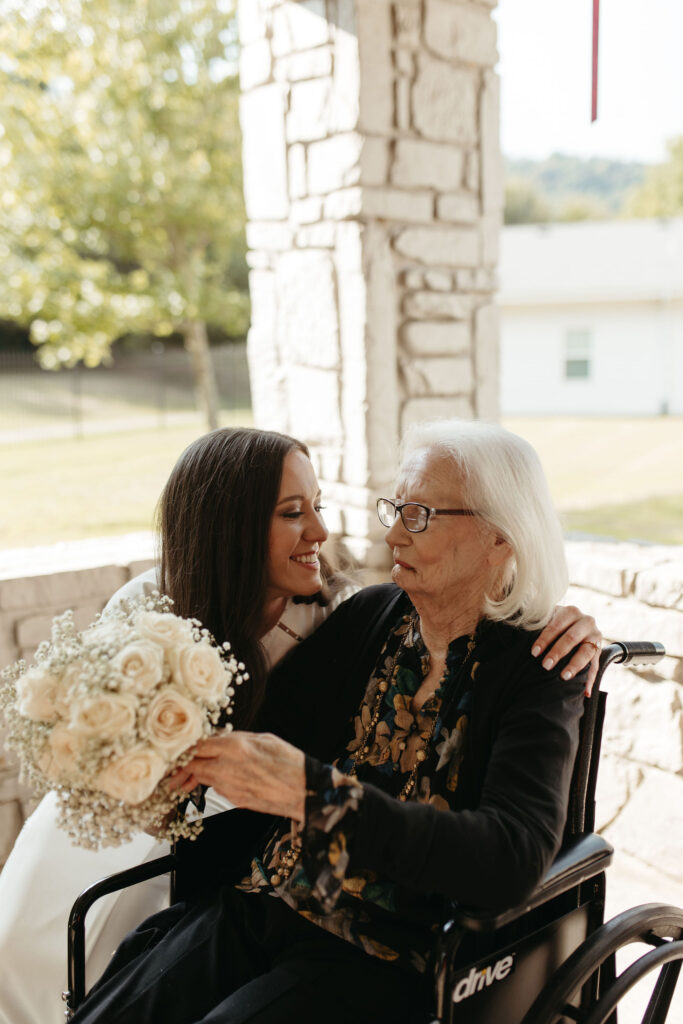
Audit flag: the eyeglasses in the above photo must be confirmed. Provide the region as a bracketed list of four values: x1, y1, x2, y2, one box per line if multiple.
[376, 498, 476, 534]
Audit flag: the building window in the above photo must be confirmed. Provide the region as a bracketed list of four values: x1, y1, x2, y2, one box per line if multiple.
[565, 329, 592, 379]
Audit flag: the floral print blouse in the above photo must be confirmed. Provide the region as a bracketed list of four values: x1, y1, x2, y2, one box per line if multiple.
[238, 612, 478, 973]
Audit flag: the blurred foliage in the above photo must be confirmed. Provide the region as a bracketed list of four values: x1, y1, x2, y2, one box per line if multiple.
[504, 152, 647, 224]
[0, 0, 248, 376]
[625, 136, 683, 217]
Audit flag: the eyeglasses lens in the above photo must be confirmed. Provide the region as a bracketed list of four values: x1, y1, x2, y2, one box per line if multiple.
[401, 504, 427, 532]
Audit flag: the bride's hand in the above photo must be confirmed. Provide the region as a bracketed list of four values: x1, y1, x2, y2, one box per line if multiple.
[168, 732, 306, 822]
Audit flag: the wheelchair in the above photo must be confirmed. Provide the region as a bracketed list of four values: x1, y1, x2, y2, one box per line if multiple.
[65, 641, 683, 1023]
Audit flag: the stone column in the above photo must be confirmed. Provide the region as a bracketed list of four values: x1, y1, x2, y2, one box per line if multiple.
[238, 0, 502, 571]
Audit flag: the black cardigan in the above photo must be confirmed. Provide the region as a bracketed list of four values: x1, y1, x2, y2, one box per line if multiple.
[177, 584, 586, 914]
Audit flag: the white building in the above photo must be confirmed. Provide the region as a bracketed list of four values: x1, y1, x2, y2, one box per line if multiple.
[500, 218, 683, 415]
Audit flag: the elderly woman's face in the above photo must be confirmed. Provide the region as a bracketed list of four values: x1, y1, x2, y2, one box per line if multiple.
[386, 448, 508, 611]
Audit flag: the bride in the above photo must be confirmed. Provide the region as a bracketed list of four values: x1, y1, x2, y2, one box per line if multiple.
[0, 426, 601, 1024]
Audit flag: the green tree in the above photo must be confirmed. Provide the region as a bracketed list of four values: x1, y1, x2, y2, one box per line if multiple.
[0, 0, 248, 429]
[626, 137, 683, 218]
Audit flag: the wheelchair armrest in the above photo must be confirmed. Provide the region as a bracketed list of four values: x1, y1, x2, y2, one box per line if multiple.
[66, 853, 176, 1014]
[450, 832, 614, 933]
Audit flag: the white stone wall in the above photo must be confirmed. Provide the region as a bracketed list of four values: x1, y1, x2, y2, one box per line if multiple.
[565, 540, 683, 893]
[238, 0, 503, 568]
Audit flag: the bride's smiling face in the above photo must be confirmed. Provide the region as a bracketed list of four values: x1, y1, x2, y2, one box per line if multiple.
[265, 449, 329, 602]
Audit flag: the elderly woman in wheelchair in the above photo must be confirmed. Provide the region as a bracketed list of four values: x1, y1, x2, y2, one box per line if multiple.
[70, 419, 682, 1024]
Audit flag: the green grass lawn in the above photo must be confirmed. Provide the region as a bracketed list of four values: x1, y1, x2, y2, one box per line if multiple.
[1, 414, 681, 550]
[0, 411, 252, 549]
[503, 417, 683, 545]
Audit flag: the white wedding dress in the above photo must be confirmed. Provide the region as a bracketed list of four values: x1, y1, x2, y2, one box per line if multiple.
[0, 569, 356, 1024]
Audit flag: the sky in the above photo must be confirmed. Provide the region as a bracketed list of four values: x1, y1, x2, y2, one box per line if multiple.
[495, 0, 683, 164]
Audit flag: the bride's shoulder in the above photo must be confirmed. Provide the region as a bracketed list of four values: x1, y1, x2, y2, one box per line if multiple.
[103, 566, 160, 616]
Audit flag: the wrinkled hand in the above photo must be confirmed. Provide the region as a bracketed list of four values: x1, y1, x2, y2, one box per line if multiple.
[168, 732, 306, 822]
[531, 605, 602, 695]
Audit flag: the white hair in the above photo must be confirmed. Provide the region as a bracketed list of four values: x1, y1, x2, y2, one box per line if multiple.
[399, 418, 568, 631]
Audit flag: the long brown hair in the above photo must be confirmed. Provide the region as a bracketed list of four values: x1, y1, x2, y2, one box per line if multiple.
[157, 427, 326, 724]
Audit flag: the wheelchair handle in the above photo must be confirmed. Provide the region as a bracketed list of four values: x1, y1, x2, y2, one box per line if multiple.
[603, 640, 665, 668]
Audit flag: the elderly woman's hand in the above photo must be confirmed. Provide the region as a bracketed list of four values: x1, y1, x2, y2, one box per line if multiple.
[531, 605, 602, 694]
[168, 732, 306, 822]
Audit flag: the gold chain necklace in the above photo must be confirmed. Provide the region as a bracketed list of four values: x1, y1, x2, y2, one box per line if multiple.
[348, 619, 477, 802]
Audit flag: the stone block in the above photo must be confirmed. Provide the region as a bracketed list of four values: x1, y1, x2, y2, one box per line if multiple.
[474, 302, 499, 421]
[239, 39, 273, 91]
[286, 366, 343, 444]
[603, 768, 683, 882]
[394, 48, 414, 77]
[329, 11, 360, 133]
[276, 251, 339, 369]
[402, 291, 471, 320]
[307, 133, 363, 195]
[393, 0, 422, 48]
[425, 0, 498, 67]
[272, 0, 329, 56]
[395, 75, 411, 132]
[246, 250, 274, 269]
[480, 212, 501, 265]
[594, 753, 644, 832]
[392, 139, 465, 191]
[246, 222, 294, 251]
[362, 187, 433, 224]
[563, 587, 683, 659]
[240, 84, 289, 220]
[246, 270, 288, 431]
[412, 54, 477, 144]
[362, 223, 401, 487]
[565, 540, 677, 599]
[635, 562, 683, 611]
[401, 395, 474, 432]
[360, 137, 389, 186]
[288, 143, 307, 200]
[286, 78, 331, 142]
[0, 800, 23, 867]
[457, 267, 497, 292]
[480, 70, 504, 214]
[290, 196, 323, 224]
[403, 269, 425, 290]
[295, 222, 337, 248]
[274, 46, 333, 82]
[394, 226, 479, 266]
[324, 187, 363, 220]
[608, 670, 683, 773]
[401, 355, 474, 397]
[0, 565, 127, 613]
[437, 192, 479, 223]
[16, 601, 102, 648]
[424, 270, 453, 291]
[237, 0, 270, 45]
[357, 1, 394, 134]
[402, 321, 471, 356]
[126, 559, 157, 581]
[465, 150, 480, 192]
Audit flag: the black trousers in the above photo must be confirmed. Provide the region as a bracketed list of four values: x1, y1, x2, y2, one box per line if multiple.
[71, 886, 431, 1023]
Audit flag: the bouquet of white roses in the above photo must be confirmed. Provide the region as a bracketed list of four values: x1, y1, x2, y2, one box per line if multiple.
[0, 592, 247, 849]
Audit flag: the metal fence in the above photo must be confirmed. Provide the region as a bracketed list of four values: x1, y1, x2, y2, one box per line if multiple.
[0, 342, 252, 443]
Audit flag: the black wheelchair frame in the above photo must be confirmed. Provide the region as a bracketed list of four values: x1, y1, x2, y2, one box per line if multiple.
[65, 641, 683, 1023]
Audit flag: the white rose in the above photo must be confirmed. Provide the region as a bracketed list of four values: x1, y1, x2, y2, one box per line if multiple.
[16, 668, 63, 722]
[48, 724, 85, 778]
[97, 746, 167, 805]
[135, 611, 194, 650]
[112, 641, 164, 694]
[70, 693, 138, 740]
[169, 642, 229, 703]
[145, 686, 204, 761]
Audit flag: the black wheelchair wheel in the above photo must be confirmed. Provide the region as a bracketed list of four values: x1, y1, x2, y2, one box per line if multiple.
[522, 903, 683, 1024]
